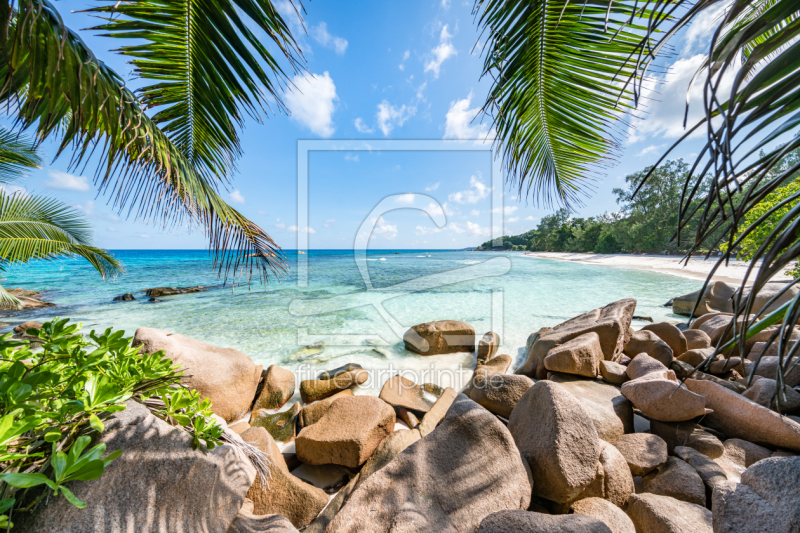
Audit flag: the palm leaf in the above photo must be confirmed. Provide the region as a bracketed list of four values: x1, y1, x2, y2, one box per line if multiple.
[0, 0, 286, 283]
[0, 130, 42, 184]
[84, 0, 305, 179]
[473, 0, 663, 208]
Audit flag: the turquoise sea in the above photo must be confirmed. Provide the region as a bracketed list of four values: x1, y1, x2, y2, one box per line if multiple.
[3, 250, 700, 394]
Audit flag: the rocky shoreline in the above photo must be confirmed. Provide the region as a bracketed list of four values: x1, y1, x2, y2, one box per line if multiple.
[12, 289, 800, 532]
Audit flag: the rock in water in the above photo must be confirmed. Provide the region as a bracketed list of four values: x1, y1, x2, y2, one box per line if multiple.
[685, 379, 800, 451]
[672, 281, 735, 317]
[519, 298, 636, 380]
[478, 511, 612, 532]
[317, 363, 363, 380]
[403, 320, 476, 355]
[626, 493, 712, 533]
[325, 394, 531, 532]
[253, 365, 295, 411]
[16, 401, 253, 533]
[133, 327, 262, 423]
[144, 286, 207, 297]
[509, 380, 600, 503]
[295, 395, 395, 468]
[477, 331, 500, 364]
[112, 292, 135, 301]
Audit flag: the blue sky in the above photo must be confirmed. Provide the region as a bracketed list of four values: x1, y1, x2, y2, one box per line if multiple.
[6, 0, 734, 250]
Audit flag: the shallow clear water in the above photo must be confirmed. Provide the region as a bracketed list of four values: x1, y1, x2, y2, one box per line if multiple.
[4, 250, 700, 394]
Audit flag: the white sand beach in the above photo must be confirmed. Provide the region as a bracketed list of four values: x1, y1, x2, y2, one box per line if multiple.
[524, 252, 792, 285]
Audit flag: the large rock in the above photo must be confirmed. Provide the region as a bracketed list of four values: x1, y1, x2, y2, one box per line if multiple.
[378, 375, 443, 412]
[614, 433, 668, 476]
[626, 493, 712, 533]
[544, 332, 603, 378]
[112, 292, 136, 302]
[649, 420, 724, 458]
[742, 375, 800, 412]
[241, 427, 329, 528]
[673, 446, 727, 498]
[736, 281, 800, 317]
[749, 355, 800, 388]
[621, 369, 708, 422]
[711, 457, 800, 533]
[298, 389, 353, 428]
[300, 370, 367, 403]
[253, 365, 295, 411]
[325, 395, 532, 532]
[685, 379, 800, 450]
[17, 400, 254, 533]
[683, 329, 712, 350]
[403, 320, 475, 355]
[519, 299, 637, 379]
[600, 360, 629, 385]
[626, 353, 668, 380]
[549, 374, 634, 443]
[641, 323, 688, 357]
[478, 511, 612, 533]
[676, 347, 715, 367]
[469, 374, 535, 419]
[642, 457, 706, 507]
[623, 330, 673, 367]
[572, 498, 636, 533]
[464, 354, 513, 397]
[694, 313, 735, 345]
[477, 331, 500, 364]
[509, 381, 600, 503]
[714, 438, 771, 483]
[133, 328, 262, 423]
[145, 285, 207, 297]
[295, 395, 395, 468]
[573, 440, 635, 509]
[672, 281, 735, 317]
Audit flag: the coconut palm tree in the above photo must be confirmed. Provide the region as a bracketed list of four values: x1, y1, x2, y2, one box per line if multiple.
[0, 0, 304, 285]
[474, 0, 800, 395]
[0, 130, 121, 308]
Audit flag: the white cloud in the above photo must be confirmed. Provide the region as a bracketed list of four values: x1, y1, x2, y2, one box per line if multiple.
[491, 206, 517, 215]
[425, 182, 440, 191]
[310, 22, 348, 55]
[471, 209, 480, 216]
[288, 225, 316, 233]
[466, 221, 490, 237]
[276, 222, 286, 229]
[399, 50, 410, 71]
[376, 100, 416, 136]
[449, 174, 491, 204]
[425, 201, 454, 219]
[424, 25, 456, 78]
[345, 153, 359, 162]
[0, 184, 28, 197]
[371, 216, 398, 240]
[395, 193, 416, 204]
[354, 118, 373, 133]
[681, 2, 730, 57]
[441, 0, 451, 8]
[228, 189, 245, 204]
[628, 54, 737, 143]
[444, 92, 494, 140]
[285, 72, 338, 137]
[403, 50, 410, 61]
[45, 170, 90, 192]
[636, 145, 662, 157]
[525, 216, 536, 221]
[507, 217, 519, 223]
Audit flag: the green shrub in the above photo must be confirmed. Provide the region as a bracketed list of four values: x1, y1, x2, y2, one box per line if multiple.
[0, 319, 223, 528]
[594, 232, 621, 254]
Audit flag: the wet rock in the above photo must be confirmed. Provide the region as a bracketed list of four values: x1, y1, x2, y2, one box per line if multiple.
[133, 327, 262, 423]
[672, 281, 735, 317]
[378, 375, 443, 413]
[549, 373, 634, 443]
[148, 297, 161, 303]
[572, 497, 636, 533]
[419, 387, 458, 437]
[642, 457, 706, 507]
[253, 365, 295, 411]
[326, 395, 531, 532]
[649, 420, 724, 458]
[519, 298, 637, 380]
[478, 511, 612, 533]
[621, 368, 708, 422]
[642, 322, 688, 357]
[600, 360, 629, 385]
[477, 331, 500, 365]
[623, 330, 673, 367]
[7, 289, 54, 309]
[317, 363, 363, 380]
[298, 389, 353, 428]
[626, 493, 712, 533]
[112, 292, 135, 301]
[614, 433, 668, 476]
[403, 320, 475, 355]
[295, 395, 395, 468]
[509, 381, 600, 503]
[145, 286, 207, 297]
[543, 331, 603, 378]
[469, 374, 535, 419]
[250, 402, 301, 443]
[683, 329, 712, 350]
[685, 379, 800, 451]
[300, 369, 368, 403]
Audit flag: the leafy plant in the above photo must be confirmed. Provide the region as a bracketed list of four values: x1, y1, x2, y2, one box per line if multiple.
[0, 318, 223, 527]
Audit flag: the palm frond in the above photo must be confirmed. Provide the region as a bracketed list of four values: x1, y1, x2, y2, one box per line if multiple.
[473, 0, 663, 208]
[0, 129, 41, 184]
[0, 0, 286, 283]
[85, 0, 305, 179]
[0, 282, 20, 309]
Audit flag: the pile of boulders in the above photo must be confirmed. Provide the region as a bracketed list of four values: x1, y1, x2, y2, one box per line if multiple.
[15, 301, 800, 532]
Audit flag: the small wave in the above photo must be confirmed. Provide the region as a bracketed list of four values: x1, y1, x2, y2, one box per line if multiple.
[458, 260, 481, 265]
[380, 258, 386, 261]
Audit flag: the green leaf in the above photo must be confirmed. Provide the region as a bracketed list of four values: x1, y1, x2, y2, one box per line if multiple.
[44, 430, 62, 442]
[89, 414, 104, 433]
[0, 472, 56, 490]
[57, 485, 86, 509]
